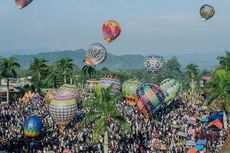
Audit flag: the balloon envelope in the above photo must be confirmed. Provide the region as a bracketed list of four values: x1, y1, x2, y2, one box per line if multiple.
[102, 20, 121, 43]
[24, 115, 42, 138]
[15, 0, 33, 9]
[85, 43, 107, 66]
[49, 95, 77, 127]
[136, 83, 165, 117]
[160, 78, 181, 104]
[144, 55, 165, 76]
[122, 79, 141, 106]
[100, 76, 121, 95]
[200, 4, 215, 21]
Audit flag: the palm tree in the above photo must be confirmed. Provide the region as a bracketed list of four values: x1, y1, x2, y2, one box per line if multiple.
[217, 50, 230, 71]
[29, 57, 48, 88]
[56, 58, 76, 84]
[207, 69, 230, 111]
[82, 85, 128, 153]
[82, 65, 96, 79]
[0, 57, 20, 103]
[185, 64, 199, 92]
[44, 64, 59, 88]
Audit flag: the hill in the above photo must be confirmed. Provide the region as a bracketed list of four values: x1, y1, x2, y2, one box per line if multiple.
[9, 49, 223, 71]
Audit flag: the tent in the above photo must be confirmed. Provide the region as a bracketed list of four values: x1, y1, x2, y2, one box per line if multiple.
[208, 111, 224, 122]
[196, 140, 207, 145]
[208, 119, 223, 130]
[187, 148, 198, 153]
[195, 145, 205, 151]
[186, 140, 196, 147]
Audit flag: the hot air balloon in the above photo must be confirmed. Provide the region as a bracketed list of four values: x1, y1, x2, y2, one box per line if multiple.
[136, 83, 165, 117]
[24, 115, 42, 138]
[200, 4, 215, 21]
[122, 79, 141, 106]
[100, 76, 121, 95]
[160, 78, 181, 104]
[85, 43, 107, 66]
[144, 55, 165, 76]
[102, 20, 121, 44]
[49, 95, 77, 127]
[15, 0, 33, 9]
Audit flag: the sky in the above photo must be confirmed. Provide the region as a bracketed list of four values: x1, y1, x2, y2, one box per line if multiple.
[0, 0, 229, 56]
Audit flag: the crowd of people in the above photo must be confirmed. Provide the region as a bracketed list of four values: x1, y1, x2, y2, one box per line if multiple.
[0, 91, 228, 153]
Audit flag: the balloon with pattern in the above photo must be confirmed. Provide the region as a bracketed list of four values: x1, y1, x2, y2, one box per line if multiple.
[200, 76, 212, 94]
[85, 43, 107, 66]
[24, 115, 42, 138]
[136, 83, 165, 118]
[15, 0, 33, 9]
[144, 55, 165, 76]
[122, 79, 141, 106]
[102, 20, 121, 44]
[160, 78, 181, 104]
[100, 76, 121, 95]
[200, 4, 215, 21]
[49, 95, 77, 127]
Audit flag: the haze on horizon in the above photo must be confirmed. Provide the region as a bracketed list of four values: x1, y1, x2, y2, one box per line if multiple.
[0, 0, 229, 56]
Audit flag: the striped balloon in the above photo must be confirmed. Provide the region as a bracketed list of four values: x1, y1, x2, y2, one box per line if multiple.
[136, 83, 165, 118]
[49, 95, 77, 127]
[122, 79, 141, 106]
[160, 78, 181, 104]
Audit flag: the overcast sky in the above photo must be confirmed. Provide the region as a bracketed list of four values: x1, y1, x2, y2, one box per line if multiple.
[0, 0, 229, 56]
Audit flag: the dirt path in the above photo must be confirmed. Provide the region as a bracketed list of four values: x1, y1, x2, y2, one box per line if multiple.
[220, 129, 230, 153]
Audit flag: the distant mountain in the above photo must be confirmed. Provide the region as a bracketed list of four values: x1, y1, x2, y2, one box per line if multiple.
[8, 49, 224, 71]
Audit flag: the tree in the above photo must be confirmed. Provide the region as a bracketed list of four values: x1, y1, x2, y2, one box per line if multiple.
[185, 64, 199, 92]
[29, 57, 48, 88]
[207, 69, 230, 111]
[0, 57, 20, 103]
[217, 50, 230, 71]
[43, 64, 60, 88]
[82, 65, 96, 79]
[56, 58, 76, 84]
[82, 85, 128, 153]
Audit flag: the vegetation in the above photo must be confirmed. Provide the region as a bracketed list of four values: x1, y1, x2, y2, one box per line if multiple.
[81, 85, 128, 153]
[0, 57, 20, 103]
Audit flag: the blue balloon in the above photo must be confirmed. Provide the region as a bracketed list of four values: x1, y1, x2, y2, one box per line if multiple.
[24, 115, 42, 138]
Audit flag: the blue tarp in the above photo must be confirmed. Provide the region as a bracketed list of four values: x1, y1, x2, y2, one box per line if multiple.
[196, 140, 207, 145]
[195, 145, 205, 151]
[208, 111, 224, 122]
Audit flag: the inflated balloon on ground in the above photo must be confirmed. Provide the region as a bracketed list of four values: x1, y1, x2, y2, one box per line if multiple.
[102, 20, 121, 44]
[85, 43, 107, 66]
[122, 79, 141, 106]
[160, 78, 181, 104]
[24, 115, 42, 138]
[136, 83, 165, 117]
[49, 95, 77, 127]
[200, 4, 215, 21]
[100, 76, 121, 95]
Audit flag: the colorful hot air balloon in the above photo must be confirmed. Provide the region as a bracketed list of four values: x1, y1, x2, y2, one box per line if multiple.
[136, 83, 165, 118]
[160, 78, 181, 104]
[200, 4, 215, 21]
[85, 43, 107, 66]
[102, 20, 121, 44]
[15, 0, 33, 9]
[144, 55, 165, 76]
[122, 79, 141, 106]
[49, 95, 77, 127]
[24, 115, 42, 138]
[100, 76, 121, 95]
